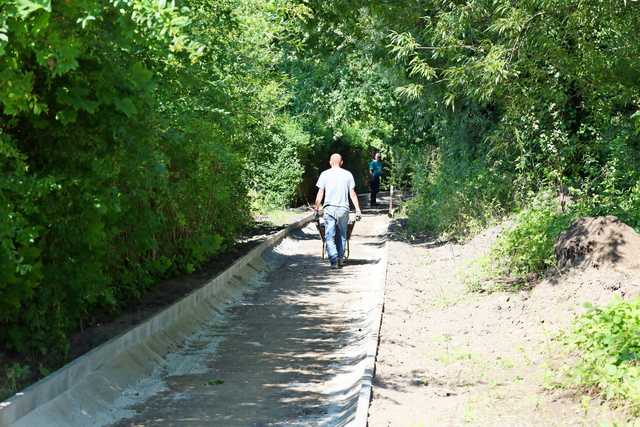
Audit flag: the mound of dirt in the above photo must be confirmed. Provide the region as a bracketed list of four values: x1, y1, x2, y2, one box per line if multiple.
[555, 216, 640, 272]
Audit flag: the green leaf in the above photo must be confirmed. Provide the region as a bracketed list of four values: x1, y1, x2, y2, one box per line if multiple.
[114, 97, 137, 117]
[54, 109, 77, 125]
[15, 0, 51, 19]
[129, 62, 153, 91]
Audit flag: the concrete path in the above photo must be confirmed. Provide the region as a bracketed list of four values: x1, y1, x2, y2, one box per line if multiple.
[108, 212, 389, 426]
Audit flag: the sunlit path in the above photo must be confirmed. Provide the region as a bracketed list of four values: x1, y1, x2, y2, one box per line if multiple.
[105, 213, 388, 426]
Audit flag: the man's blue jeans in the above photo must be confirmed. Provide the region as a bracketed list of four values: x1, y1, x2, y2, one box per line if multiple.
[323, 205, 349, 265]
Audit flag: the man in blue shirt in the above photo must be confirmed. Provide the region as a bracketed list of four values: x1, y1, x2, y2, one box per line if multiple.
[368, 152, 383, 206]
[315, 154, 362, 269]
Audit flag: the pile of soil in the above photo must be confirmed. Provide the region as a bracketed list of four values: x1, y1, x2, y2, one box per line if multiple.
[555, 216, 640, 272]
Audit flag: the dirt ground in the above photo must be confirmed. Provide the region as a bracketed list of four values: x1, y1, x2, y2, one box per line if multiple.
[368, 220, 639, 427]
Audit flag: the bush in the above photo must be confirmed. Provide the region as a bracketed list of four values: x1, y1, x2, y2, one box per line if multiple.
[572, 134, 640, 232]
[561, 298, 640, 414]
[490, 194, 576, 279]
[406, 141, 511, 239]
[0, 0, 275, 355]
[1, 125, 249, 354]
[248, 116, 310, 211]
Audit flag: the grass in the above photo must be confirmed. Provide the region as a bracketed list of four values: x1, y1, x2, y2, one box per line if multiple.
[256, 208, 307, 227]
[430, 285, 467, 309]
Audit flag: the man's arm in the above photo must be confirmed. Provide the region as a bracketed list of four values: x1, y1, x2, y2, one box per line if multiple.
[314, 172, 325, 211]
[349, 189, 362, 218]
[315, 188, 324, 211]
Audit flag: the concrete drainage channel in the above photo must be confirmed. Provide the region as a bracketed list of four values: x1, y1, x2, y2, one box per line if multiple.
[1, 211, 390, 427]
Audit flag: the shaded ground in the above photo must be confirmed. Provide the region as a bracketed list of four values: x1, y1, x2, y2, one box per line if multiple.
[368, 220, 637, 427]
[105, 211, 389, 426]
[66, 219, 295, 360]
[0, 210, 306, 402]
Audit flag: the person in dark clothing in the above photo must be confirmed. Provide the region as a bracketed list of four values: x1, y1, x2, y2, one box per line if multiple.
[368, 152, 382, 206]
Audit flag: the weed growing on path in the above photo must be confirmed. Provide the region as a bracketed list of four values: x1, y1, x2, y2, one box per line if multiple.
[556, 298, 640, 415]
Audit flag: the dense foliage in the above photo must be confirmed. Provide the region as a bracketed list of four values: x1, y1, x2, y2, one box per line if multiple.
[374, 0, 640, 238]
[0, 0, 384, 357]
[297, 0, 640, 267]
[2, 3, 640, 403]
[0, 0, 313, 355]
[287, 0, 640, 238]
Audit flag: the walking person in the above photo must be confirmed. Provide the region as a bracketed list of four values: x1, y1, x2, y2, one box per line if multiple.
[315, 153, 362, 269]
[368, 152, 383, 206]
